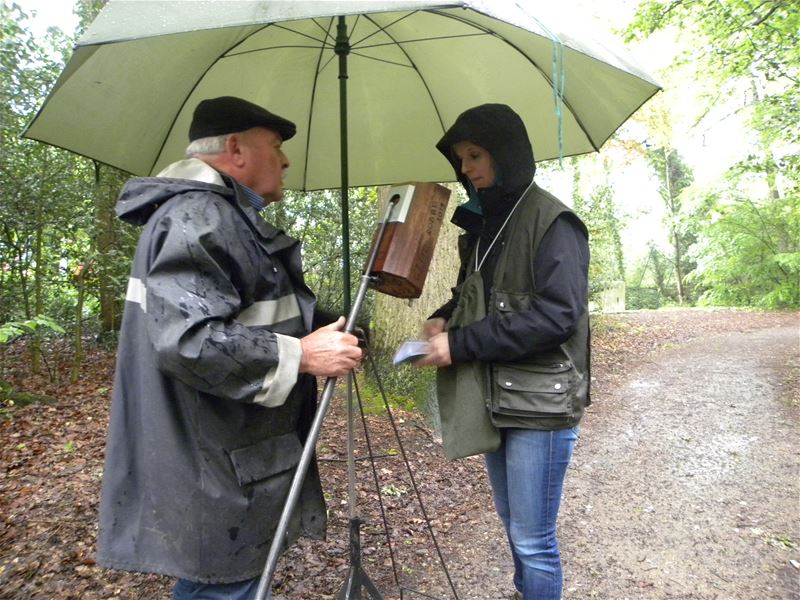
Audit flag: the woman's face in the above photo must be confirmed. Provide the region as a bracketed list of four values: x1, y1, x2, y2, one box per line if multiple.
[453, 141, 496, 190]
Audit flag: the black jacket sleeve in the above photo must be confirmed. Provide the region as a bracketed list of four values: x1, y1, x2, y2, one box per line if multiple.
[449, 214, 589, 363]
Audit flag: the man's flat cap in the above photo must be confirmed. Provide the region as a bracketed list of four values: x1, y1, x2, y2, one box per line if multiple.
[189, 96, 296, 141]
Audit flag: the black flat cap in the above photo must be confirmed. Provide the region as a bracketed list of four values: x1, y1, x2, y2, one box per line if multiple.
[189, 96, 296, 142]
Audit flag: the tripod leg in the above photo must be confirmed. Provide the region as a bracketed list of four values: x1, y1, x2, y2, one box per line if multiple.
[338, 517, 384, 600]
[338, 567, 360, 600]
[361, 572, 383, 599]
[256, 276, 379, 599]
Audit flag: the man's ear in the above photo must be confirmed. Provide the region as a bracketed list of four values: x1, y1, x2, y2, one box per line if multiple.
[225, 133, 246, 167]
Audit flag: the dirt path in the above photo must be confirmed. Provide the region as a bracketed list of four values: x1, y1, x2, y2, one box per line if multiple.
[416, 319, 799, 599]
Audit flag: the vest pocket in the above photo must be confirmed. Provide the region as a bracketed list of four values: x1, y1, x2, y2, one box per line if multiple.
[491, 362, 574, 418]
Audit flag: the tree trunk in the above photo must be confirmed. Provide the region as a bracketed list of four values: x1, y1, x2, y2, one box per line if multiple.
[662, 148, 685, 305]
[673, 229, 686, 304]
[31, 208, 44, 374]
[93, 163, 124, 332]
[71, 268, 87, 383]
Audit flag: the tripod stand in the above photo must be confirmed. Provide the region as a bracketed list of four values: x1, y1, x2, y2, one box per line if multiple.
[254, 196, 401, 600]
[255, 191, 459, 600]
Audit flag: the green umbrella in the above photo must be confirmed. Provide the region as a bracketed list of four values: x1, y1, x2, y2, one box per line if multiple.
[24, 0, 660, 308]
[26, 0, 659, 184]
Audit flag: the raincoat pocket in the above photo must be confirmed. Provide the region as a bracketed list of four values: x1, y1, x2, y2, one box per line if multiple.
[491, 362, 575, 418]
[227, 432, 303, 486]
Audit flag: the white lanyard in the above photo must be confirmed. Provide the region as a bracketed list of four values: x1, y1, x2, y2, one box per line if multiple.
[474, 180, 535, 272]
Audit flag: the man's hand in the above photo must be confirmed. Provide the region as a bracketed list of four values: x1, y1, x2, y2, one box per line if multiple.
[299, 316, 363, 377]
[412, 331, 452, 367]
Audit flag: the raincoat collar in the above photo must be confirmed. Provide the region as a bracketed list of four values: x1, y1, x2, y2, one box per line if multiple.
[116, 158, 291, 250]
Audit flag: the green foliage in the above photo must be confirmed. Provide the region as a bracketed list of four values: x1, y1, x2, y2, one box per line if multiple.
[0, 2, 97, 326]
[0, 314, 64, 407]
[359, 351, 434, 414]
[626, 0, 799, 85]
[568, 158, 626, 301]
[645, 146, 698, 303]
[1, 0, 135, 367]
[0, 314, 65, 344]
[625, 286, 662, 310]
[626, 0, 799, 309]
[380, 483, 407, 497]
[690, 187, 799, 309]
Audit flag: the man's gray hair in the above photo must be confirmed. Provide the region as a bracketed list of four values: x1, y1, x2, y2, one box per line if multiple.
[186, 134, 229, 157]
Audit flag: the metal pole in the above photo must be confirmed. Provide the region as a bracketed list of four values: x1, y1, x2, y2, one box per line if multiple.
[336, 15, 351, 314]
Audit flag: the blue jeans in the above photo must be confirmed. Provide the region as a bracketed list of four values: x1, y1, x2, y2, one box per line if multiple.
[172, 577, 268, 600]
[484, 427, 579, 600]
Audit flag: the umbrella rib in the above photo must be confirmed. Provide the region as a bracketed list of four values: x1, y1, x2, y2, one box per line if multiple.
[354, 31, 490, 50]
[225, 43, 334, 58]
[348, 10, 418, 48]
[265, 22, 330, 46]
[358, 14, 447, 135]
[347, 50, 416, 70]
[308, 17, 338, 45]
[147, 22, 331, 175]
[145, 24, 276, 174]
[300, 18, 338, 190]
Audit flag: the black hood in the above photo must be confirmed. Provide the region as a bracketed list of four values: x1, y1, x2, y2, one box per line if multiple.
[437, 103, 536, 203]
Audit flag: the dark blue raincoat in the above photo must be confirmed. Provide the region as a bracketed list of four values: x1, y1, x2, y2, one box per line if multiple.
[97, 159, 326, 583]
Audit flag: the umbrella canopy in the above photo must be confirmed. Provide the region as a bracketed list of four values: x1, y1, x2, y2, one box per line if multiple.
[24, 0, 660, 191]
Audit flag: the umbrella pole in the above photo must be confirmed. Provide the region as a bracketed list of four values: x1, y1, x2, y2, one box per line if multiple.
[337, 14, 351, 314]
[334, 17, 383, 599]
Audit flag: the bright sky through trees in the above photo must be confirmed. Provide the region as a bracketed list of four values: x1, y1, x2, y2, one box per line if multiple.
[13, 0, 757, 264]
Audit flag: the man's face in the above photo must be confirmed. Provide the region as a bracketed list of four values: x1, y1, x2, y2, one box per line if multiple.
[237, 127, 290, 202]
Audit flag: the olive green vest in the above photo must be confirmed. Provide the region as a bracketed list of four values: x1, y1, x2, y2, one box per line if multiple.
[468, 184, 591, 430]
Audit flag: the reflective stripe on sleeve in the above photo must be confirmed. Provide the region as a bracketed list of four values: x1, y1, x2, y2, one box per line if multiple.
[125, 277, 147, 312]
[254, 333, 301, 407]
[238, 295, 302, 327]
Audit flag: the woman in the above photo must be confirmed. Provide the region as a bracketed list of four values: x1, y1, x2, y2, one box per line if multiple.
[414, 104, 590, 600]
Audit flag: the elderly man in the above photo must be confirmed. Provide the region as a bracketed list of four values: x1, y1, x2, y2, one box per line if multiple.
[97, 96, 362, 600]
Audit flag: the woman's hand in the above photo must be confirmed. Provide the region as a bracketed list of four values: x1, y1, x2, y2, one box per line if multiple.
[421, 317, 446, 340]
[413, 331, 451, 367]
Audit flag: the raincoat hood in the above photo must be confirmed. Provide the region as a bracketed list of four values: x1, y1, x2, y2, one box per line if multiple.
[437, 103, 536, 228]
[116, 177, 231, 226]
